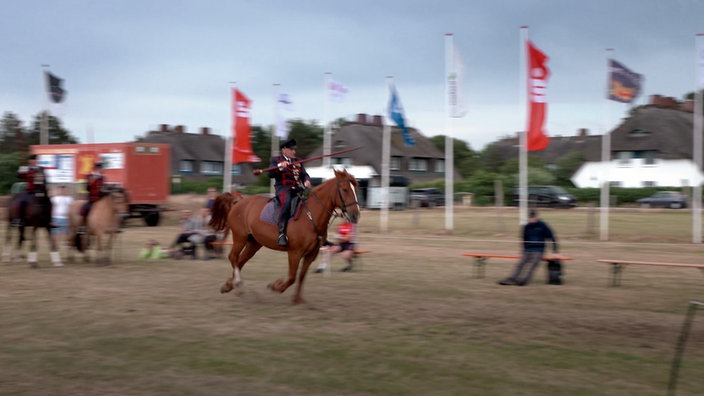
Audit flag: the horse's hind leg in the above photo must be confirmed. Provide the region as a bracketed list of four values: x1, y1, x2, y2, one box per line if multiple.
[221, 240, 262, 294]
[3, 223, 13, 262]
[268, 253, 303, 299]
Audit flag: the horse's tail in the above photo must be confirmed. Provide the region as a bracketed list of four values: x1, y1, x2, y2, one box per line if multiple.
[209, 192, 242, 232]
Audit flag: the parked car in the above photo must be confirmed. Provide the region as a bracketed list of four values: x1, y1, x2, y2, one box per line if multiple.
[636, 191, 687, 209]
[511, 185, 577, 208]
[409, 188, 445, 208]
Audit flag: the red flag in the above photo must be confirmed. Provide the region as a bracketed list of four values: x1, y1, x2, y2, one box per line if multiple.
[232, 89, 261, 164]
[526, 40, 550, 151]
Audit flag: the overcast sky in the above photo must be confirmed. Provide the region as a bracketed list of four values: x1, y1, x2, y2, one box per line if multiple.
[1, 0, 703, 150]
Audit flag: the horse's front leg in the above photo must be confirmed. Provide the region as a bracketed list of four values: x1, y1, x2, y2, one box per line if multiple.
[291, 252, 318, 304]
[27, 227, 38, 268]
[268, 253, 301, 299]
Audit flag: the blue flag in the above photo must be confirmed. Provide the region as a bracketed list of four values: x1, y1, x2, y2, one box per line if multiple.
[388, 84, 415, 147]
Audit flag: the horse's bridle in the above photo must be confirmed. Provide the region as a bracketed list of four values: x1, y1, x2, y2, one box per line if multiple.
[335, 178, 359, 221]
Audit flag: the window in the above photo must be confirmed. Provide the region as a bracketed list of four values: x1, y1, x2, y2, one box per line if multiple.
[333, 157, 352, 166]
[643, 151, 657, 165]
[408, 158, 428, 172]
[390, 156, 401, 171]
[616, 151, 632, 165]
[610, 181, 622, 187]
[231, 164, 241, 176]
[201, 161, 223, 175]
[642, 181, 656, 187]
[628, 128, 651, 137]
[179, 160, 195, 173]
[435, 159, 445, 173]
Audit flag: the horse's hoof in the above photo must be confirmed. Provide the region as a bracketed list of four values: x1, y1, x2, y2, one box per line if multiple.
[220, 284, 233, 293]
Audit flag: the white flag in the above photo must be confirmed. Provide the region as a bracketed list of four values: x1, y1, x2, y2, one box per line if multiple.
[698, 40, 704, 88]
[447, 43, 467, 118]
[328, 79, 349, 102]
[276, 92, 293, 138]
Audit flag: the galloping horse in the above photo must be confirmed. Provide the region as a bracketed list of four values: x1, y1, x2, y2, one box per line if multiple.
[67, 187, 130, 265]
[209, 169, 361, 304]
[3, 184, 62, 267]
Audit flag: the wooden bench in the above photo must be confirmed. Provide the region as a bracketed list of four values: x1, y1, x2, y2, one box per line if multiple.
[463, 253, 573, 279]
[597, 259, 704, 286]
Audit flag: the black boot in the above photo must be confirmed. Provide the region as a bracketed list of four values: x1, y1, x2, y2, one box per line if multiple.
[277, 222, 288, 247]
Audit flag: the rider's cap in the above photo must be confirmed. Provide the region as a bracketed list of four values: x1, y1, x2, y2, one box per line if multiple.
[94, 161, 104, 169]
[280, 138, 297, 150]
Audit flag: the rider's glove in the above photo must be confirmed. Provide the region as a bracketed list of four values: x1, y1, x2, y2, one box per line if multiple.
[277, 161, 288, 171]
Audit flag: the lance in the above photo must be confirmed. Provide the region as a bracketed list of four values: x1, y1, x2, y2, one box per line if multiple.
[252, 146, 362, 175]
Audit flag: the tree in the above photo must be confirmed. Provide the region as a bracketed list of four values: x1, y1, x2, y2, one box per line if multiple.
[428, 135, 480, 178]
[0, 151, 25, 194]
[0, 112, 26, 154]
[286, 119, 323, 159]
[26, 112, 79, 146]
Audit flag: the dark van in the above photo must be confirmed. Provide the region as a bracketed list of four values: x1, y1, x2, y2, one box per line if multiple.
[512, 185, 577, 208]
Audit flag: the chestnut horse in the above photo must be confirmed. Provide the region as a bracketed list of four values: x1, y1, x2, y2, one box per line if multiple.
[67, 187, 130, 265]
[209, 169, 361, 304]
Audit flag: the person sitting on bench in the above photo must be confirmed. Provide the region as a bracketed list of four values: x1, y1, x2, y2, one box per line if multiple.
[315, 221, 357, 273]
[498, 209, 559, 286]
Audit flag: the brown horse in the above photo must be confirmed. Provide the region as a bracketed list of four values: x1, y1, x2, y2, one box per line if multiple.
[3, 187, 62, 268]
[209, 169, 361, 304]
[67, 187, 130, 265]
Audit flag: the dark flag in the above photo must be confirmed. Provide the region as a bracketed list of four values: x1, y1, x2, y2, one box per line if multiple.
[608, 59, 643, 104]
[45, 71, 66, 103]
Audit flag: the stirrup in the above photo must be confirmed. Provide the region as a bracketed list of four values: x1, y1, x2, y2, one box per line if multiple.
[277, 233, 288, 246]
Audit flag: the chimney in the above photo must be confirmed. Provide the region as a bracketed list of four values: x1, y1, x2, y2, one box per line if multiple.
[356, 113, 368, 124]
[372, 115, 383, 126]
[200, 127, 210, 135]
[174, 125, 185, 134]
[160, 124, 169, 133]
[577, 128, 588, 141]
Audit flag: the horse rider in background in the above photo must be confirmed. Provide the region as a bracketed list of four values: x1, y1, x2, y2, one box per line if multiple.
[79, 161, 107, 234]
[268, 138, 312, 247]
[14, 154, 49, 226]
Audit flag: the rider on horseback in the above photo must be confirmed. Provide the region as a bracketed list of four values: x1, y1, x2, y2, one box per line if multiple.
[268, 138, 312, 247]
[79, 161, 107, 234]
[14, 154, 48, 226]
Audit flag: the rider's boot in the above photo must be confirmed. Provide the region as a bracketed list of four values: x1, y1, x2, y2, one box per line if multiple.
[277, 221, 288, 247]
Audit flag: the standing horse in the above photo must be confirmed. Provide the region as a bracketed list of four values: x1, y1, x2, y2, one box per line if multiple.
[209, 169, 361, 304]
[3, 188, 62, 267]
[67, 187, 130, 265]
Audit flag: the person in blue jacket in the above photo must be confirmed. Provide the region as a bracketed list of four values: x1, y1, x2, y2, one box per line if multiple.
[498, 209, 559, 286]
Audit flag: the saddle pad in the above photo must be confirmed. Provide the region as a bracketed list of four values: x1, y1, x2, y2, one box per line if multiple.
[259, 199, 303, 225]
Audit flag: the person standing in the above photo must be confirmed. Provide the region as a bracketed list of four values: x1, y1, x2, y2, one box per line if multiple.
[51, 185, 73, 248]
[268, 138, 311, 247]
[204, 187, 218, 211]
[498, 209, 559, 286]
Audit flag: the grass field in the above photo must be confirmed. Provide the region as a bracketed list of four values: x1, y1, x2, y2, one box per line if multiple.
[1, 206, 703, 395]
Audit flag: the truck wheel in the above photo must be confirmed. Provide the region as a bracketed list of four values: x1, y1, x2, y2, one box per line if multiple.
[144, 212, 160, 227]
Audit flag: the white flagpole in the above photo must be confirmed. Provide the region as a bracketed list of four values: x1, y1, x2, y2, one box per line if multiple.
[693, 33, 704, 243]
[271, 83, 281, 195]
[600, 48, 614, 241]
[224, 82, 236, 193]
[41, 64, 50, 145]
[380, 76, 393, 233]
[444, 33, 455, 232]
[323, 72, 332, 169]
[519, 26, 528, 225]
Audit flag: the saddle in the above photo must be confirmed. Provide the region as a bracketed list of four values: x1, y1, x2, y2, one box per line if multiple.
[260, 194, 304, 225]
